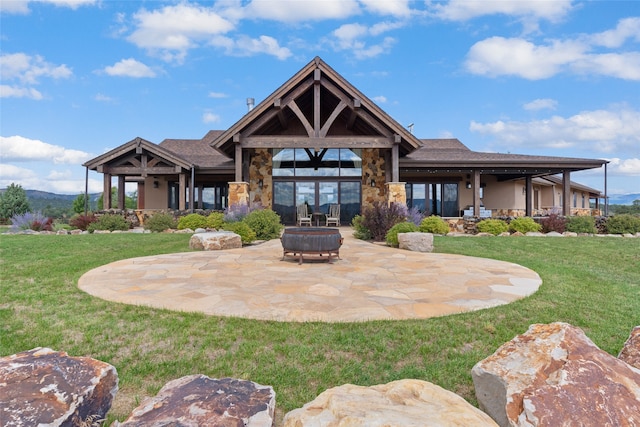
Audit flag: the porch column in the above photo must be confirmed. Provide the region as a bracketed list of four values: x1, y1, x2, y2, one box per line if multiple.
[137, 182, 145, 209]
[562, 170, 571, 216]
[179, 173, 187, 210]
[117, 175, 125, 210]
[103, 173, 111, 210]
[391, 135, 400, 182]
[198, 186, 204, 209]
[525, 175, 533, 216]
[229, 182, 249, 208]
[385, 182, 406, 206]
[234, 135, 243, 182]
[472, 169, 481, 217]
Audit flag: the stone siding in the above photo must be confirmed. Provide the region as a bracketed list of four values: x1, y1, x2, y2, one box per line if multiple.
[249, 148, 272, 208]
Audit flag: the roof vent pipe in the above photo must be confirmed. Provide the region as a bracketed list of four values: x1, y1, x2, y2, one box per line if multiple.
[247, 97, 255, 112]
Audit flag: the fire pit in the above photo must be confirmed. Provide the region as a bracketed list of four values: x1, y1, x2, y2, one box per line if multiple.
[281, 227, 343, 264]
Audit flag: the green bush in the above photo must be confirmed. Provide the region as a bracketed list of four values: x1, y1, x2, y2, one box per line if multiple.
[206, 212, 225, 229]
[385, 221, 419, 247]
[242, 208, 283, 240]
[177, 213, 208, 230]
[351, 215, 372, 240]
[221, 221, 256, 244]
[419, 215, 450, 234]
[87, 214, 129, 233]
[509, 217, 541, 234]
[476, 219, 508, 235]
[144, 213, 177, 233]
[566, 216, 597, 234]
[606, 214, 640, 234]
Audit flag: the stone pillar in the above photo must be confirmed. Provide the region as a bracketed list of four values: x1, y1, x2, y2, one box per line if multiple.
[229, 182, 249, 208]
[386, 182, 406, 206]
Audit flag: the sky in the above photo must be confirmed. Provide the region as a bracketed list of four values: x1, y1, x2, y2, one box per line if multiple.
[1, 0, 639, 197]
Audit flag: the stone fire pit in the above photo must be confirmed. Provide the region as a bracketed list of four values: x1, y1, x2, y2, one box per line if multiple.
[281, 227, 343, 264]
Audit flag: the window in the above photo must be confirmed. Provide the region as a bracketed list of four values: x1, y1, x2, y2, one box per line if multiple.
[406, 182, 459, 217]
[272, 148, 362, 177]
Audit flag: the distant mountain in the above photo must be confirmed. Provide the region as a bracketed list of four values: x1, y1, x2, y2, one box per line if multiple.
[608, 193, 640, 205]
[0, 189, 101, 214]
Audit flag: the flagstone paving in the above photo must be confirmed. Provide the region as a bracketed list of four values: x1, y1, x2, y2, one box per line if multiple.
[78, 229, 542, 322]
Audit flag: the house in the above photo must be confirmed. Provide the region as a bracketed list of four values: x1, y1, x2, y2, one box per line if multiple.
[83, 57, 608, 225]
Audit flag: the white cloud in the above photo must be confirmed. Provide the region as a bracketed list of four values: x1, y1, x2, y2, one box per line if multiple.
[242, 0, 360, 22]
[1, 52, 72, 84]
[127, 3, 235, 63]
[0, 0, 96, 14]
[208, 91, 228, 98]
[0, 135, 93, 164]
[372, 95, 387, 103]
[210, 34, 292, 60]
[202, 112, 221, 124]
[103, 58, 157, 78]
[470, 106, 640, 156]
[523, 98, 557, 111]
[0, 1, 31, 14]
[0, 84, 43, 99]
[465, 17, 640, 81]
[94, 93, 114, 102]
[330, 23, 397, 59]
[360, 0, 412, 17]
[606, 158, 640, 176]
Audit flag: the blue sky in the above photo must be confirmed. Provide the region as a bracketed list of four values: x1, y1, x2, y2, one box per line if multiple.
[1, 0, 639, 196]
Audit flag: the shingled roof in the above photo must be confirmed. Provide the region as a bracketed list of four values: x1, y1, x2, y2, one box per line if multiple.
[159, 133, 234, 172]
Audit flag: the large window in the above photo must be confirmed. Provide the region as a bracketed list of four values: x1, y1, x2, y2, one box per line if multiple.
[273, 148, 362, 177]
[406, 182, 459, 217]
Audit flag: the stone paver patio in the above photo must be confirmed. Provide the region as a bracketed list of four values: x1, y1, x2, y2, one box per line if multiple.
[78, 229, 542, 322]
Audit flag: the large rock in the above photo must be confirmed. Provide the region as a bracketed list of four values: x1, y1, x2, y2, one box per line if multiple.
[398, 232, 434, 252]
[283, 379, 498, 426]
[116, 375, 275, 427]
[189, 231, 242, 250]
[472, 322, 640, 427]
[0, 347, 118, 426]
[619, 325, 640, 369]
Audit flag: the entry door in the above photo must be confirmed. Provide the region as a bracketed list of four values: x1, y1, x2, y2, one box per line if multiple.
[274, 180, 354, 225]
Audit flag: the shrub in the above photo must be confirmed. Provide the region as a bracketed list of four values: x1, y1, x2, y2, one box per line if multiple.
[540, 214, 567, 233]
[566, 216, 597, 234]
[385, 221, 420, 247]
[509, 217, 541, 234]
[224, 204, 252, 223]
[178, 213, 208, 230]
[362, 202, 408, 241]
[242, 208, 283, 240]
[419, 215, 450, 234]
[0, 183, 30, 221]
[9, 211, 53, 232]
[69, 213, 97, 231]
[406, 206, 425, 226]
[221, 221, 256, 244]
[87, 214, 130, 233]
[144, 213, 178, 233]
[605, 214, 640, 234]
[476, 219, 508, 235]
[351, 215, 372, 240]
[206, 212, 225, 229]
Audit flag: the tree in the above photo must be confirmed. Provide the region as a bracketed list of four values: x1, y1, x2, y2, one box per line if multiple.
[0, 183, 31, 221]
[96, 187, 136, 210]
[73, 194, 90, 214]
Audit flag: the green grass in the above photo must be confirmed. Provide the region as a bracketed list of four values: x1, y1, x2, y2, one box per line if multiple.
[1, 233, 639, 424]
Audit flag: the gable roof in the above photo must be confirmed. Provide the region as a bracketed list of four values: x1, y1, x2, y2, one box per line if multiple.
[208, 56, 423, 157]
[160, 134, 234, 172]
[83, 137, 193, 172]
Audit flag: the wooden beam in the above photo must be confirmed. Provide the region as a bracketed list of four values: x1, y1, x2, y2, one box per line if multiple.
[562, 170, 571, 216]
[241, 135, 395, 148]
[274, 98, 288, 129]
[179, 173, 186, 210]
[235, 143, 242, 182]
[117, 175, 125, 210]
[288, 100, 314, 137]
[314, 76, 320, 137]
[319, 100, 347, 137]
[105, 166, 180, 175]
[473, 169, 481, 217]
[103, 173, 111, 210]
[525, 175, 533, 216]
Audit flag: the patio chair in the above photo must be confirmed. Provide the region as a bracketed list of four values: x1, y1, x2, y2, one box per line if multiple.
[297, 203, 313, 226]
[325, 203, 340, 226]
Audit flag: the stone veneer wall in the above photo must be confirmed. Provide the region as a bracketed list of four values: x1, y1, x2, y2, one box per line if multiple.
[228, 182, 249, 207]
[249, 148, 273, 208]
[361, 148, 386, 210]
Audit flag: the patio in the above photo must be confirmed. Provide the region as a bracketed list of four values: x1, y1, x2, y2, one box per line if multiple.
[78, 229, 542, 322]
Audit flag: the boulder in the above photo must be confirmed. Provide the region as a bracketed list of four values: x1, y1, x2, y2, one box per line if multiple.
[116, 375, 275, 427]
[619, 325, 640, 369]
[189, 231, 242, 250]
[283, 379, 498, 427]
[472, 322, 640, 427]
[0, 347, 118, 427]
[398, 232, 434, 252]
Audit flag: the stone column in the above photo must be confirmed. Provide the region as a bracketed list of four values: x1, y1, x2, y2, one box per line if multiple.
[229, 182, 249, 208]
[386, 182, 406, 206]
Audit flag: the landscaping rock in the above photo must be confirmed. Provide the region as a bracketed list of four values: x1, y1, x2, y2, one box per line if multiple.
[0, 347, 118, 427]
[189, 231, 242, 250]
[472, 322, 640, 427]
[116, 375, 275, 427]
[283, 379, 498, 427]
[619, 325, 640, 369]
[545, 231, 564, 237]
[398, 232, 433, 252]
[562, 231, 578, 237]
[524, 231, 545, 237]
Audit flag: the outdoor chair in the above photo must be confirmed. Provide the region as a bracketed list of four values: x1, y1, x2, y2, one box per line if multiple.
[325, 203, 340, 226]
[297, 203, 313, 226]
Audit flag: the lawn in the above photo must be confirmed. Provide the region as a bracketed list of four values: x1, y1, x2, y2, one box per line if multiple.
[1, 232, 638, 424]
